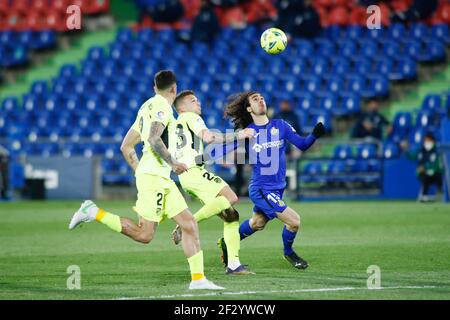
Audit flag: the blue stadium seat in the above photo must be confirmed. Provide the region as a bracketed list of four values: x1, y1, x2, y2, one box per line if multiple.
[338, 93, 360, 115]
[432, 24, 450, 45]
[311, 57, 329, 76]
[319, 92, 337, 113]
[409, 127, 426, 147]
[409, 23, 429, 41]
[302, 162, 323, 183]
[325, 75, 344, 93]
[334, 145, 352, 159]
[345, 25, 364, 39]
[422, 94, 442, 112]
[357, 144, 377, 159]
[383, 143, 400, 159]
[331, 57, 350, 76]
[302, 75, 321, 93]
[338, 40, 357, 58]
[415, 110, 435, 128]
[388, 23, 406, 40]
[296, 92, 315, 113]
[390, 112, 412, 142]
[116, 28, 134, 44]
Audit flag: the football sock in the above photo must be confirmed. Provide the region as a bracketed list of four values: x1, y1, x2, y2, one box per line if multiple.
[239, 219, 255, 240]
[282, 226, 297, 256]
[224, 221, 241, 269]
[187, 250, 205, 281]
[194, 196, 231, 223]
[95, 208, 122, 233]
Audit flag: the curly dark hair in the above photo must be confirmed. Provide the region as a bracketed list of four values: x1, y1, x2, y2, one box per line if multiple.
[224, 91, 258, 130]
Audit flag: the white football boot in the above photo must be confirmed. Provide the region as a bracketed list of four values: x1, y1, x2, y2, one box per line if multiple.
[189, 278, 225, 290]
[69, 200, 98, 230]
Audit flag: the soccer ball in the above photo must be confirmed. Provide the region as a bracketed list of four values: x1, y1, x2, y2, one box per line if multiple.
[260, 28, 288, 55]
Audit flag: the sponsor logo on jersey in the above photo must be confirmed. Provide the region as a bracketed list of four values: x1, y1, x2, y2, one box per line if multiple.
[252, 140, 284, 153]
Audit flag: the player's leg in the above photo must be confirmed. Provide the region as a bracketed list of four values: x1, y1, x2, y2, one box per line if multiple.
[216, 186, 252, 273]
[191, 171, 235, 223]
[68, 200, 157, 243]
[277, 207, 308, 269]
[239, 187, 278, 240]
[166, 181, 224, 290]
[239, 211, 268, 240]
[172, 168, 233, 243]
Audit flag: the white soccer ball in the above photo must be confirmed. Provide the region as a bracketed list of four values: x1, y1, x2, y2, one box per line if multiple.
[260, 28, 288, 55]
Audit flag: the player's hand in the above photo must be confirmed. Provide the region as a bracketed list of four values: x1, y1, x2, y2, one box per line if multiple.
[312, 122, 325, 139]
[171, 161, 188, 175]
[237, 128, 256, 140]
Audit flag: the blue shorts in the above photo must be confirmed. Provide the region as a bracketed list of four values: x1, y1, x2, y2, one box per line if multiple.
[249, 187, 288, 220]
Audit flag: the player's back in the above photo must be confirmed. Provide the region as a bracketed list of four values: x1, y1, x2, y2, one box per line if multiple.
[132, 94, 176, 179]
[174, 112, 207, 169]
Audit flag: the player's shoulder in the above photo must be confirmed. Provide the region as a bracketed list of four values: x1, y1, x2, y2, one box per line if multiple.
[271, 118, 287, 127]
[179, 111, 201, 120]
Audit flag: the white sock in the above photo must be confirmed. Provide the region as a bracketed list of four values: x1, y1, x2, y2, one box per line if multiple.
[228, 260, 241, 270]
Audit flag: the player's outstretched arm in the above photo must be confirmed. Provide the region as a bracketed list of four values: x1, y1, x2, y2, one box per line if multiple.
[285, 122, 325, 151]
[149, 122, 188, 175]
[120, 127, 141, 172]
[199, 128, 255, 144]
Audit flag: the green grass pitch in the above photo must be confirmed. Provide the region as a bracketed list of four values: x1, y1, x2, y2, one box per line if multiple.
[0, 199, 449, 300]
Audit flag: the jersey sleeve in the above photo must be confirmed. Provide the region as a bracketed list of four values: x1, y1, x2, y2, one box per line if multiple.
[185, 113, 208, 136]
[130, 113, 141, 133]
[281, 120, 316, 151]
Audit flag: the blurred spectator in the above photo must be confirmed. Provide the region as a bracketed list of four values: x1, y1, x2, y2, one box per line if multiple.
[274, 100, 302, 159]
[402, 132, 443, 202]
[244, 0, 277, 25]
[138, 0, 185, 23]
[276, 0, 322, 39]
[0, 145, 9, 200]
[274, 100, 302, 133]
[191, 0, 221, 43]
[351, 100, 391, 140]
[390, 0, 439, 23]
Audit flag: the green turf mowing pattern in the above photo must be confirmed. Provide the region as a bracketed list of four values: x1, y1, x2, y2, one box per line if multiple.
[0, 200, 449, 300]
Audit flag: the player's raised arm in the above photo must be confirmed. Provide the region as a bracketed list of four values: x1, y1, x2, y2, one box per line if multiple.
[149, 121, 188, 175]
[284, 121, 325, 151]
[198, 127, 255, 144]
[120, 127, 142, 172]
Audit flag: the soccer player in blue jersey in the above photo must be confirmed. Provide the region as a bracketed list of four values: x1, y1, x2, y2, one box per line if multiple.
[219, 91, 325, 269]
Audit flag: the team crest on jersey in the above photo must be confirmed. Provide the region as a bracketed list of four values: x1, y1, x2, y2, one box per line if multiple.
[270, 127, 279, 135]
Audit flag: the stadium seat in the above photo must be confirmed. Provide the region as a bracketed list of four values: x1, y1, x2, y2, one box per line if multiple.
[383, 143, 400, 159]
[334, 145, 352, 159]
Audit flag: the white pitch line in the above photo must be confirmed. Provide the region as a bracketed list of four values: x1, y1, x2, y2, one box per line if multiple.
[114, 285, 437, 300]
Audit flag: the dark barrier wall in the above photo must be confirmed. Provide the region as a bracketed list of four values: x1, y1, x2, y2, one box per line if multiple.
[25, 156, 101, 199]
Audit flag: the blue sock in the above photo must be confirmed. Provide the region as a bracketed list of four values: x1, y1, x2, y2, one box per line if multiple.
[239, 219, 255, 240]
[282, 226, 297, 256]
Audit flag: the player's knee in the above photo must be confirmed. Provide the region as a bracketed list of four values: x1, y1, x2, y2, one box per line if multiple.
[222, 208, 239, 222]
[287, 217, 300, 232]
[180, 217, 198, 236]
[137, 230, 154, 244]
[251, 218, 267, 231]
